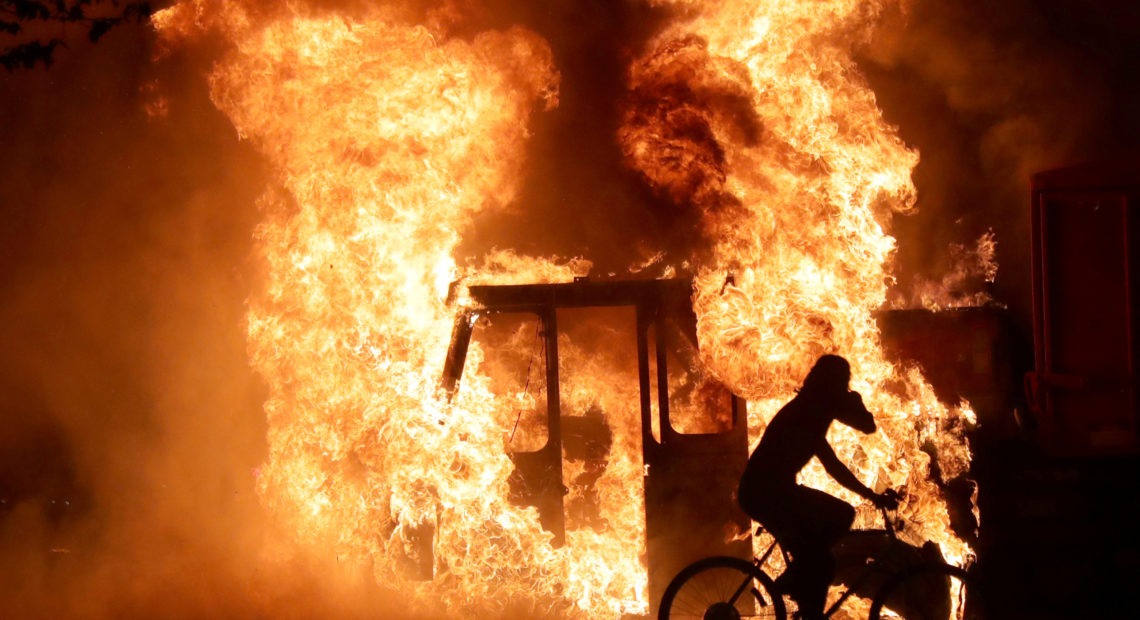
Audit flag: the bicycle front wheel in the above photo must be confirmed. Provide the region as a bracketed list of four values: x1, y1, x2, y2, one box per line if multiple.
[658, 556, 787, 620]
[869, 562, 981, 620]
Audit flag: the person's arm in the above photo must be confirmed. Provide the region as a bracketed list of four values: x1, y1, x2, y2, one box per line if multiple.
[816, 441, 878, 502]
[835, 390, 875, 434]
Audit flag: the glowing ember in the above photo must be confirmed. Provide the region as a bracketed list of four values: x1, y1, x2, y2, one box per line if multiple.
[154, 0, 980, 617]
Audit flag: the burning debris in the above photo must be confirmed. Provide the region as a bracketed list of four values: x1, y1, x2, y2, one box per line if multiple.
[887, 230, 999, 311]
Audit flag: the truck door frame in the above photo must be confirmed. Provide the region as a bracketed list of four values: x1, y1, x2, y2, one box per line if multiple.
[439, 278, 752, 611]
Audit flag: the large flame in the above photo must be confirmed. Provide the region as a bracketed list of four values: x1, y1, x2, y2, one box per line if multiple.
[622, 10, 977, 616]
[621, 0, 974, 556]
[155, 0, 978, 617]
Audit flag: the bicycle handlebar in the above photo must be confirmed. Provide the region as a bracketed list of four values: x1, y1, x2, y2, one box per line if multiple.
[879, 505, 897, 539]
[876, 488, 902, 538]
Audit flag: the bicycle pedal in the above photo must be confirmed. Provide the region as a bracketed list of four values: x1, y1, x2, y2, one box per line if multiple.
[773, 573, 790, 593]
[773, 568, 801, 595]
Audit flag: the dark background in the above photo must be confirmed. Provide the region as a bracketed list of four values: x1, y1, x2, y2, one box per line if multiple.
[2, 0, 1139, 616]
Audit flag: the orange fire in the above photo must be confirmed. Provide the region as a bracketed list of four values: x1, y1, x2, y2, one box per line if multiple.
[155, 1, 979, 618]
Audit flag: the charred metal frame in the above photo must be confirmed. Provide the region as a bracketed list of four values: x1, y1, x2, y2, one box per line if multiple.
[439, 277, 752, 611]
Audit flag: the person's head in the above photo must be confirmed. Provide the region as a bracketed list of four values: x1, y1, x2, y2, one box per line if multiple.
[801, 354, 876, 433]
[801, 354, 851, 395]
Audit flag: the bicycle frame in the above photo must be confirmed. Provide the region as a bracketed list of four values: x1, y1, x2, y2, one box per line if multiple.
[753, 508, 972, 618]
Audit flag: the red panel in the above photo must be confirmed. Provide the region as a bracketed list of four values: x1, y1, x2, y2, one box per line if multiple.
[1029, 165, 1140, 454]
[878, 307, 1018, 438]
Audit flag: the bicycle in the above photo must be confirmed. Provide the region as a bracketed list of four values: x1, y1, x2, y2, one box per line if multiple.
[657, 499, 981, 620]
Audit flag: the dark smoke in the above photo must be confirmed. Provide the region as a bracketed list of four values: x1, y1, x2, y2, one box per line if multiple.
[453, 0, 679, 275]
[2, 0, 1137, 615]
[618, 34, 762, 266]
[860, 0, 1140, 334]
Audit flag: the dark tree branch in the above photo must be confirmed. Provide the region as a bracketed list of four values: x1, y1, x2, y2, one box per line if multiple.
[0, 38, 63, 70]
[0, 0, 151, 70]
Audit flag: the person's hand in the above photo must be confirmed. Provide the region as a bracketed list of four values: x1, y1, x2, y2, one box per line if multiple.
[839, 390, 876, 434]
[873, 488, 900, 510]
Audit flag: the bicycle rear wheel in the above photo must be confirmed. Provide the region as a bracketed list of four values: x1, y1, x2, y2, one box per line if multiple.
[658, 556, 787, 620]
[869, 563, 981, 620]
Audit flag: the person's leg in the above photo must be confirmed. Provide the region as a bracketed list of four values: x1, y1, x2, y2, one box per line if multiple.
[788, 544, 833, 619]
[798, 486, 855, 547]
[744, 490, 806, 598]
[783, 487, 856, 616]
[763, 487, 831, 617]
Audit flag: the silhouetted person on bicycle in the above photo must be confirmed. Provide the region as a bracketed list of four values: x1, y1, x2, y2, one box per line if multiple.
[737, 354, 897, 620]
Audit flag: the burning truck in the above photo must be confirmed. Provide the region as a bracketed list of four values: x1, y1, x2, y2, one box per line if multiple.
[439, 277, 752, 611]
